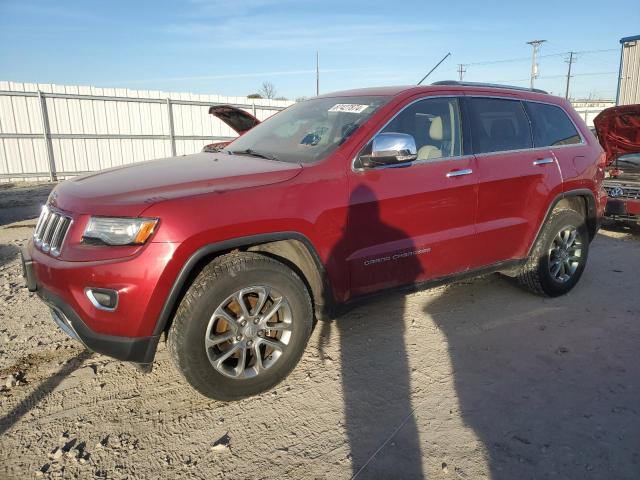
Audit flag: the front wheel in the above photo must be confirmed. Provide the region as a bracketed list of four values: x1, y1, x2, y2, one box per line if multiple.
[168, 252, 313, 401]
[517, 208, 590, 297]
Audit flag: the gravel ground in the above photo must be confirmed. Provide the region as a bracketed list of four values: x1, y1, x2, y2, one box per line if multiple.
[0, 182, 639, 479]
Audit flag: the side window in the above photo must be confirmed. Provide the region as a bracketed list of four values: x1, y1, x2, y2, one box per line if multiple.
[468, 97, 533, 154]
[524, 101, 582, 147]
[382, 97, 462, 161]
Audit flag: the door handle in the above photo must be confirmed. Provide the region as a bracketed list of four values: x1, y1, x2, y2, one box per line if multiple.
[446, 168, 473, 178]
[533, 158, 554, 166]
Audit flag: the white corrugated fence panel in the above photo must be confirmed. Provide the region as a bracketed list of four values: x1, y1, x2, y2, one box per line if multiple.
[0, 81, 290, 179]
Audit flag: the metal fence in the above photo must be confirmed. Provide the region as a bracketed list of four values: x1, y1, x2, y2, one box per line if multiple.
[0, 81, 292, 181]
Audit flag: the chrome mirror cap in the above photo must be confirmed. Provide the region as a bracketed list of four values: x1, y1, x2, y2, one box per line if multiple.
[360, 132, 417, 168]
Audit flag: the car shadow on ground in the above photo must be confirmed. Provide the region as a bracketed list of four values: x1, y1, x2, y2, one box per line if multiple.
[601, 222, 640, 239]
[0, 244, 20, 270]
[318, 184, 425, 479]
[424, 263, 640, 479]
[0, 350, 93, 436]
[0, 182, 55, 226]
[316, 186, 640, 479]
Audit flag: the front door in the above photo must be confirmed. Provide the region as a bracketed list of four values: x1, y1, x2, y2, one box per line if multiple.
[346, 96, 478, 297]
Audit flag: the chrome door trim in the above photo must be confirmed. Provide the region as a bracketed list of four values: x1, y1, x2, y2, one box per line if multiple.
[446, 169, 473, 178]
[351, 93, 587, 173]
[533, 158, 555, 165]
[351, 92, 588, 172]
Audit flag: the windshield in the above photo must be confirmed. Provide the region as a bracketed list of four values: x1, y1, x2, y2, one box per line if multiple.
[224, 96, 390, 164]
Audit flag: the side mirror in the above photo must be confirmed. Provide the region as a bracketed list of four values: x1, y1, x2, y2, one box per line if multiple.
[359, 132, 418, 168]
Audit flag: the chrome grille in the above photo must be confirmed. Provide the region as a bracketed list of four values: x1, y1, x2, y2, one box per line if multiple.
[33, 206, 72, 256]
[604, 184, 640, 200]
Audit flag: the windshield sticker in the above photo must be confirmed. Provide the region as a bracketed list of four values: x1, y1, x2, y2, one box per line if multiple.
[328, 104, 369, 114]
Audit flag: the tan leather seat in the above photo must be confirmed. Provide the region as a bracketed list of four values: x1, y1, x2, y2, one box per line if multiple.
[417, 116, 443, 160]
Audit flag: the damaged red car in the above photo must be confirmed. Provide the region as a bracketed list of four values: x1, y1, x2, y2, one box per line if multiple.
[202, 105, 261, 152]
[594, 104, 640, 226]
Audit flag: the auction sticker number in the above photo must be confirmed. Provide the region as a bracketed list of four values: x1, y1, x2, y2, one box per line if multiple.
[328, 104, 369, 114]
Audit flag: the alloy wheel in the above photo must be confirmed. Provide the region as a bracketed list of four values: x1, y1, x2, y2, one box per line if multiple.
[548, 225, 583, 283]
[204, 286, 293, 379]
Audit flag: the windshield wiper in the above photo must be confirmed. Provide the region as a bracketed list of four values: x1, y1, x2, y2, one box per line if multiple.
[229, 148, 279, 161]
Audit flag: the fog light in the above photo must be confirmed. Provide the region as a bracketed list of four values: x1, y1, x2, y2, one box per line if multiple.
[85, 288, 118, 311]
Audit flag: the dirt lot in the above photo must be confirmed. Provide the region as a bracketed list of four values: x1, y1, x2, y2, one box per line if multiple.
[0, 182, 639, 479]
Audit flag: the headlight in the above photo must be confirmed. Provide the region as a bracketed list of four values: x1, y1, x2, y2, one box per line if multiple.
[83, 217, 158, 246]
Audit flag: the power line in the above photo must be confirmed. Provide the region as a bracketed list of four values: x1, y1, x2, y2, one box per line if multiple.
[464, 48, 617, 67]
[487, 71, 618, 84]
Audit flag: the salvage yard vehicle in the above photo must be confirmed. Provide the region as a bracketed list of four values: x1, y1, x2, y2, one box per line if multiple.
[23, 81, 614, 400]
[594, 105, 640, 227]
[201, 105, 260, 152]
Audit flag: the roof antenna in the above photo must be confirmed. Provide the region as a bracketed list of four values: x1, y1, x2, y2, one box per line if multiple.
[417, 52, 451, 85]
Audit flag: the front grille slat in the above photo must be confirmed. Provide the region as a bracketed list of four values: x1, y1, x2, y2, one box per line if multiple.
[41, 214, 60, 252]
[34, 209, 50, 245]
[50, 217, 71, 255]
[33, 206, 72, 257]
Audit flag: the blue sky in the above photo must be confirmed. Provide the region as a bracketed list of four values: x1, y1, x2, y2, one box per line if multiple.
[1, 0, 638, 100]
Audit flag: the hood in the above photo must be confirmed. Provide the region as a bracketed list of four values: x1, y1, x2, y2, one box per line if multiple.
[209, 105, 260, 134]
[202, 105, 261, 153]
[593, 104, 640, 165]
[49, 152, 301, 217]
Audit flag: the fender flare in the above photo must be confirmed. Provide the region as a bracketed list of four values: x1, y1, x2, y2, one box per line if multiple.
[527, 188, 599, 257]
[151, 231, 330, 338]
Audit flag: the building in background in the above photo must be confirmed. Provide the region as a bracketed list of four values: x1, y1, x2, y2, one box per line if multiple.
[571, 99, 616, 128]
[616, 34, 640, 105]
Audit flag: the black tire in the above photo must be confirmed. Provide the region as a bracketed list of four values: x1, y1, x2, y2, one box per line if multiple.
[168, 252, 313, 401]
[517, 208, 590, 297]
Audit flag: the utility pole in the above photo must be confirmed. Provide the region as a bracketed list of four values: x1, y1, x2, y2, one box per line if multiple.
[316, 51, 320, 96]
[526, 39, 546, 89]
[564, 51, 576, 99]
[457, 64, 467, 81]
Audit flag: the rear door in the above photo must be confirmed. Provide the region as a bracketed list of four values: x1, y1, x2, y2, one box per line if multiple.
[347, 96, 478, 296]
[468, 96, 563, 267]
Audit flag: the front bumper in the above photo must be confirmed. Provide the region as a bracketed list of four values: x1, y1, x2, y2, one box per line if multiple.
[605, 197, 640, 223]
[21, 246, 164, 363]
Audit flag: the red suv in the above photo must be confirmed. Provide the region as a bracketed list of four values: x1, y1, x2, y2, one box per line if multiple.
[22, 82, 612, 400]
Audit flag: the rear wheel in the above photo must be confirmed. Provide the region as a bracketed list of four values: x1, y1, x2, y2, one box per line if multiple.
[168, 252, 313, 400]
[517, 208, 589, 297]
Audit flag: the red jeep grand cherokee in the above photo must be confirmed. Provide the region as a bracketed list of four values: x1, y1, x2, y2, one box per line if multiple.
[22, 82, 610, 400]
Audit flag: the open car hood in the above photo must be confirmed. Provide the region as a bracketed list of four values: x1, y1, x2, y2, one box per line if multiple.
[203, 105, 261, 153]
[209, 105, 260, 134]
[593, 104, 640, 165]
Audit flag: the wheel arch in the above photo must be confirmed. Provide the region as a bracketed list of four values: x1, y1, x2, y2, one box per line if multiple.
[528, 188, 599, 257]
[152, 232, 334, 341]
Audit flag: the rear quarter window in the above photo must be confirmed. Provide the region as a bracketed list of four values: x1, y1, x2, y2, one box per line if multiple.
[524, 101, 582, 147]
[468, 97, 533, 154]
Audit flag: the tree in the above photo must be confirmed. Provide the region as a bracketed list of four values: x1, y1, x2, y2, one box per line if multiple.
[247, 93, 263, 99]
[259, 81, 277, 100]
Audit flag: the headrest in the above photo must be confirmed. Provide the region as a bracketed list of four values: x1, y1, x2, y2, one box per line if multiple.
[429, 116, 443, 141]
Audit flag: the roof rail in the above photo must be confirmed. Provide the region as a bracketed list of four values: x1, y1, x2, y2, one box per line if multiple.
[431, 80, 548, 95]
